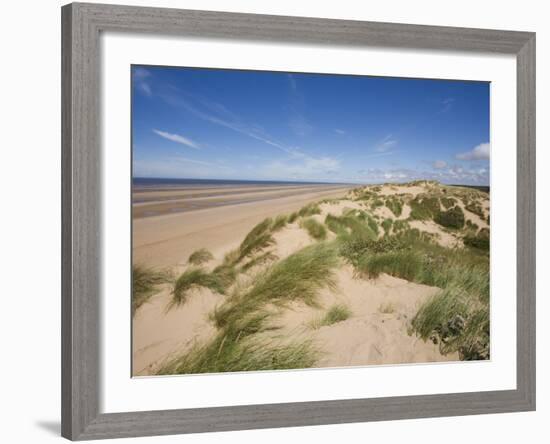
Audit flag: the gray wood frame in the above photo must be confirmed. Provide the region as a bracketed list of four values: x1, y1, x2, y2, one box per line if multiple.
[61, 2, 536, 440]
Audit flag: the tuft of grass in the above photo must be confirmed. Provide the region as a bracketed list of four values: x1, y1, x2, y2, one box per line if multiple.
[213, 242, 339, 330]
[271, 214, 288, 232]
[409, 196, 440, 220]
[298, 203, 321, 217]
[241, 251, 278, 272]
[465, 201, 485, 218]
[379, 302, 396, 314]
[310, 304, 352, 329]
[188, 248, 214, 266]
[356, 250, 422, 280]
[156, 329, 319, 375]
[392, 219, 409, 233]
[132, 265, 170, 315]
[287, 212, 299, 223]
[412, 285, 489, 360]
[238, 218, 275, 261]
[385, 198, 403, 217]
[170, 268, 226, 309]
[381, 218, 393, 235]
[300, 217, 327, 240]
[440, 197, 456, 209]
[463, 230, 490, 251]
[434, 206, 465, 229]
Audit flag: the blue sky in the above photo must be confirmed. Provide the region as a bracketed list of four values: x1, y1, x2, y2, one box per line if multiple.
[132, 65, 490, 185]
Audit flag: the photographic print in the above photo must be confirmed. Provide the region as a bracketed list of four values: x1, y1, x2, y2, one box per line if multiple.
[131, 66, 490, 377]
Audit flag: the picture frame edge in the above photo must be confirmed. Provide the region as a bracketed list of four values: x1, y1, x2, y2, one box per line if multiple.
[61, 2, 536, 440]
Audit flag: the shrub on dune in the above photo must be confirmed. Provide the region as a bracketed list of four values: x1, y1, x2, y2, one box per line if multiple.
[187, 248, 214, 265]
[435, 206, 465, 229]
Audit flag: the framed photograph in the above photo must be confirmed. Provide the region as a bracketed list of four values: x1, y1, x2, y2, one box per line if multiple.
[61, 2, 536, 440]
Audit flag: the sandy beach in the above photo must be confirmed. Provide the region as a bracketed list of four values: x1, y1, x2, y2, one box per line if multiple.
[133, 183, 352, 267]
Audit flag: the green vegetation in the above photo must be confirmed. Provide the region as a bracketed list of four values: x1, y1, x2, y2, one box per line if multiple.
[188, 248, 214, 266]
[385, 198, 403, 217]
[157, 329, 318, 375]
[371, 199, 384, 209]
[287, 211, 299, 223]
[170, 268, 228, 309]
[298, 203, 321, 217]
[341, 230, 489, 360]
[310, 304, 352, 329]
[440, 197, 456, 209]
[237, 218, 275, 261]
[132, 265, 170, 315]
[159, 243, 339, 375]
[465, 201, 485, 218]
[381, 218, 393, 235]
[465, 219, 479, 231]
[300, 217, 328, 240]
[271, 214, 288, 232]
[463, 230, 490, 251]
[325, 211, 377, 241]
[435, 206, 465, 229]
[214, 242, 339, 330]
[409, 195, 440, 220]
[241, 251, 278, 272]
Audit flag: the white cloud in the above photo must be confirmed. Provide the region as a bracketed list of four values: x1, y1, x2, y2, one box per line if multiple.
[335, 129, 346, 135]
[456, 142, 490, 161]
[152, 129, 200, 149]
[433, 160, 448, 169]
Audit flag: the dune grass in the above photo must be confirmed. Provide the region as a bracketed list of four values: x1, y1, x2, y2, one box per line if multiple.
[188, 248, 214, 266]
[409, 195, 440, 220]
[298, 203, 321, 217]
[241, 251, 278, 272]
[213, 242, 339, 330]
[310, 304, 352, 329]
[132, 264, 170, 315]
[237, 218, 275, 261]
[342, 230, 489, 360]
[271, 214, 288, 232]
[156, 328, 319, 375]
[158, 242, 339, 375]
[385, 197, 403, 217]
[300, 217, 327, 240]
[170, 268, 229, 309]
[381, 218, 393, 235]
[325, 210, 378, 241]
[434, 206, 465, 229]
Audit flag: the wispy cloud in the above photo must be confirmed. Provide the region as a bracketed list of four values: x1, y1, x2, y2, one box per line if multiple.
[439, 97, 455, 114]
[432, 160, 448, 169]
[287, 74, 313, 137]
[374, 135, 398, 152]
[152, 129, 201, 149]
[334, 129, 346, 135]
[456, 142, 490, 161]
[133, 68, 152, 97]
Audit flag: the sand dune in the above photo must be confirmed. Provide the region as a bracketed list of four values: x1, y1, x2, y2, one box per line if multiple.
[132, 181, 489, 375]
